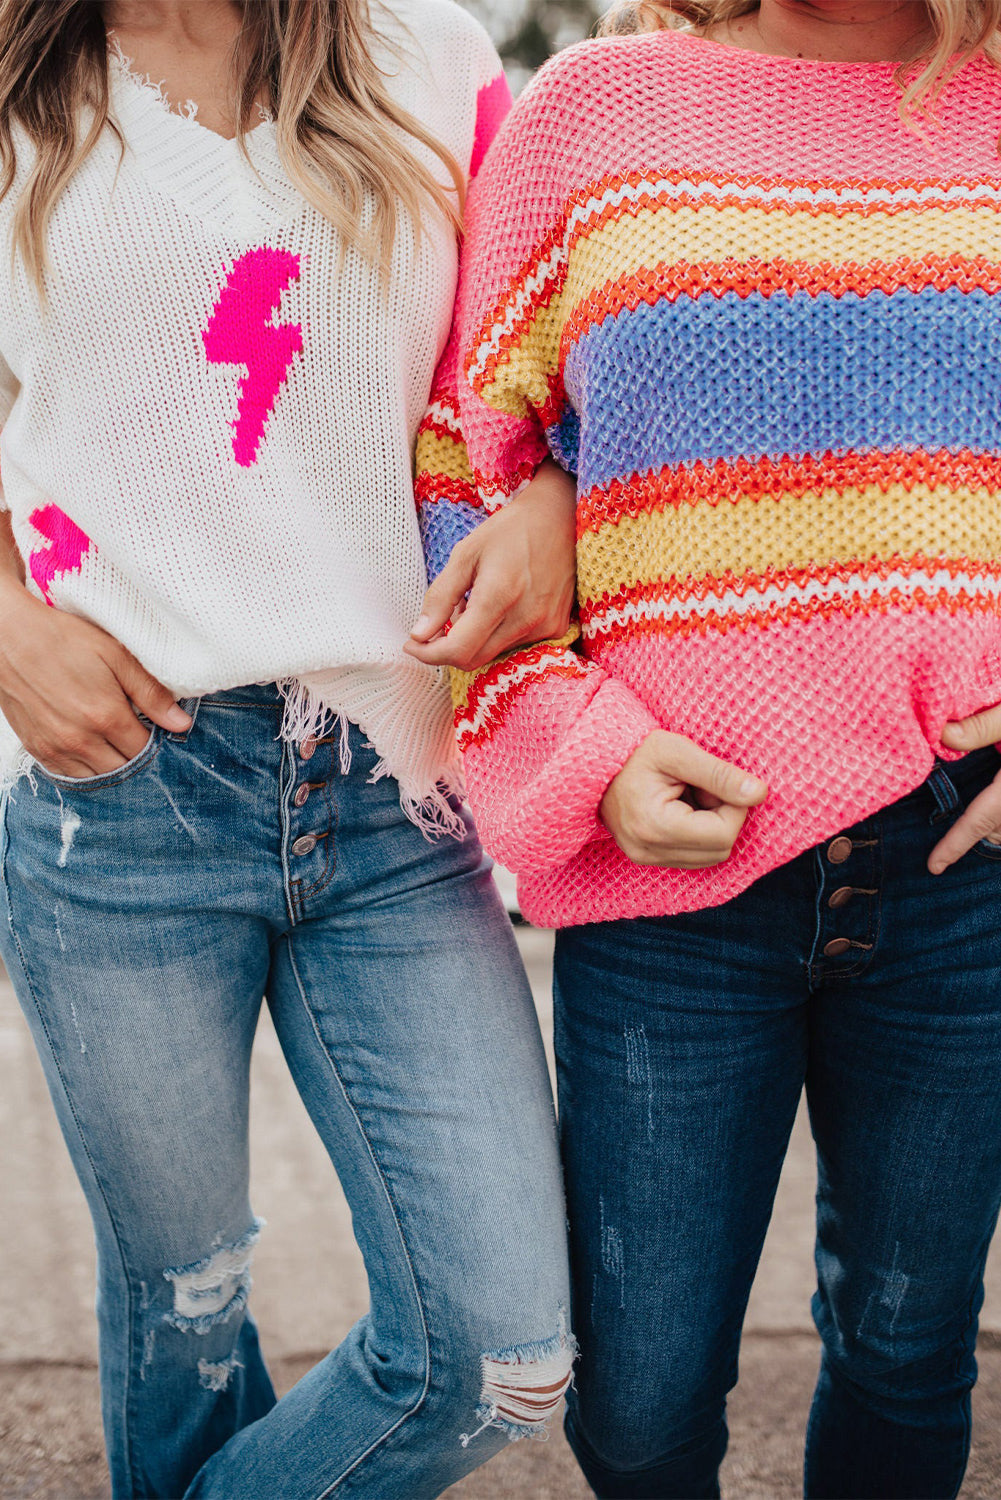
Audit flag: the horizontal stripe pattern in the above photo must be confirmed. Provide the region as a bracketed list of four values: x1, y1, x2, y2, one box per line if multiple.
[577, 449, 1001, 532]
[580, 559, 1001, 641]
[565, 287, 1001, 490]
[576, 478, 1001, 602]
[451, 630, 586, 750]
[466, 169, 1001, 403]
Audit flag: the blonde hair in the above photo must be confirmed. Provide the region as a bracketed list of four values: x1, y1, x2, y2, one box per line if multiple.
[599, 1, 1001, 121]
[0, 0, 465, 290]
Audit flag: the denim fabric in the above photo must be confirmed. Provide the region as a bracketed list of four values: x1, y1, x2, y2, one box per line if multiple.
[0, 684, 571, 1500]
[554, 747, 1001, 1500]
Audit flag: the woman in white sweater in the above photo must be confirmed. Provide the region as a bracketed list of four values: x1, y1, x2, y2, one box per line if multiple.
[0, 3, 576, 1496]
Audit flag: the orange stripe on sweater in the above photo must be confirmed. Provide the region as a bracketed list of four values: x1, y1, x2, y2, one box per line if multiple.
[456, 662, 587, 752]
[414, 473, 483, 510]
[560, 255, 1001, 357]
[580, 555, 1001, 635]
[456, 636, 588, 719]
[576, 450, 1001, 535]
[586, 584, 1001, 645]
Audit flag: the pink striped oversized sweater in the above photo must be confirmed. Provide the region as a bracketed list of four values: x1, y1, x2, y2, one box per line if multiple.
[416, 29, 1001, 927]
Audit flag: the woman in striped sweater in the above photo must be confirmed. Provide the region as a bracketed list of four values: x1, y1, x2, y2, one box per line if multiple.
[410, 1, 1001, 1494]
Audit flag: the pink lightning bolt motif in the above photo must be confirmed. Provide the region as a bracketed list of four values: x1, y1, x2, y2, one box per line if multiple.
[202, 247, 303, 467]
[28, 505, 93, 606]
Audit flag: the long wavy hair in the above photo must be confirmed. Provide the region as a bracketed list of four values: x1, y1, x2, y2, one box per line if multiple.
[0, 0, 465, 289]
[600, 1, 1001, 122]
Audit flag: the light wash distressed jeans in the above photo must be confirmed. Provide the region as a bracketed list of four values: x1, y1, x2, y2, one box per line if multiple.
[0, 684, 572, 1500]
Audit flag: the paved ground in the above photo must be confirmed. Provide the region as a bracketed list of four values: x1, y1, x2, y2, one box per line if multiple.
[2, 925, 1000, 1498]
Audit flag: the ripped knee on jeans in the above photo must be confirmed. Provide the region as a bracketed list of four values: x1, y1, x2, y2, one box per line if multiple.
[162, 1219, 262, 1334]
[461, 1309, 577, 1447]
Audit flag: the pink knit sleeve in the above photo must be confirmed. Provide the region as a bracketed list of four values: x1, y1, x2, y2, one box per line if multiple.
[416, 55, 660, 875]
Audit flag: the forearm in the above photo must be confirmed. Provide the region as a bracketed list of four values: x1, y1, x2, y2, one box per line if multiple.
[0, 510, 25, 591]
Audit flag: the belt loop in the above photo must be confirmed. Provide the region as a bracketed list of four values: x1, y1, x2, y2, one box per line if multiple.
[927, 759, 960, 823]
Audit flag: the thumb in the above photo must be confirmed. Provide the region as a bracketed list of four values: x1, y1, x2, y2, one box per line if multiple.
[411, 543, 478, 642]
[111, 646, 191, 732]
[942, 702, 1001, 752]
[654, 732, 768, 808]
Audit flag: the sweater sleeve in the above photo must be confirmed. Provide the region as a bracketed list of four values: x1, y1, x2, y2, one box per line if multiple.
[416, 53, 660, 875]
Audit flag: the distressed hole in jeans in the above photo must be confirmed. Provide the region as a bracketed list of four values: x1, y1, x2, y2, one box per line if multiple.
[198, 1354, 243, 1392]
[162, 1219, 262, 1334]
[460, 1308, 577, 1447]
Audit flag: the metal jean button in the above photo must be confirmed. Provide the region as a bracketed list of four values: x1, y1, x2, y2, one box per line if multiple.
[299, 738, 317, 761]
[828, 886, 854, 909]
[827, 836, 853, 865]
[823, 937, 852, 958]
[291, 834, 318, 857]
[293, 784, 312, 808]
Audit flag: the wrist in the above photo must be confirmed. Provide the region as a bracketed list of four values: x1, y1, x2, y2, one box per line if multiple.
[0, 571, 37, 633]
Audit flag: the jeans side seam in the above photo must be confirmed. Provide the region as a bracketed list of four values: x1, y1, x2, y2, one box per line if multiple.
[282, 935, 432, 1498]
[0, 794, 141, 1497]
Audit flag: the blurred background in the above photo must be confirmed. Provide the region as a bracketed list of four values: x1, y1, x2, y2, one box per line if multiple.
[462, 0, 603, 92]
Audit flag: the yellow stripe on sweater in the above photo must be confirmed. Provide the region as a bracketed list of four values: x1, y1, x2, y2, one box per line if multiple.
[576, 482, 1001, 602]
[414, 428, 474, 486]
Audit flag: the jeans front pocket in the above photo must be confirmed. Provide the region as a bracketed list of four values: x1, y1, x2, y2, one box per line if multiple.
[973, 834, 1001, 862]
[33, 725, 161, 791]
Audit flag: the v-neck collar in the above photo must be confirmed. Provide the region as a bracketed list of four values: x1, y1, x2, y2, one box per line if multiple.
[108, 50, 306, 237]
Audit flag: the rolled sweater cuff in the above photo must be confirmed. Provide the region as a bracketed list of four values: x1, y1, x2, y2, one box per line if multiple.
[469, 676, 660, 875]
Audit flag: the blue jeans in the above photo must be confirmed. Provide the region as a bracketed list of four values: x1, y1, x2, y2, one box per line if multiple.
[554, 747, 1001, 1500]
[0, 685, 572, 1500]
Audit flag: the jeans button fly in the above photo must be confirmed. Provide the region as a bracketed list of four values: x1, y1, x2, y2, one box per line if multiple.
[828, 885, 854, 909]
[291, 834, 318, 856]
[299, 738, 317, 761]
[293, 784, 311, 808]
[827, 836, 853, 864]
[823, 937, 852, 957]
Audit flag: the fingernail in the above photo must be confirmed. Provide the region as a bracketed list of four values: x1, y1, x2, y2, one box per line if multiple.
[740, 777, 766, 799]
[412, 614, 431, 639]
[166, 704, 192, 729]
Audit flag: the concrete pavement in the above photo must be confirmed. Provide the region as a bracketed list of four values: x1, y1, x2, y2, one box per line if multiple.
[2, 926, 999, 1498]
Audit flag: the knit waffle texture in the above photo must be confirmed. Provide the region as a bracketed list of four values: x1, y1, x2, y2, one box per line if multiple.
[0, 0, 509, 831]
[416, 28, 1001, 922]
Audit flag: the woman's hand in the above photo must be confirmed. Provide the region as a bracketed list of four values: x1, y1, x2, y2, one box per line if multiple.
[929, 704, 1001, 872]
[600, 730, 768, 869]
[0, 577, 191, 778]
[404, 459, 576, 672]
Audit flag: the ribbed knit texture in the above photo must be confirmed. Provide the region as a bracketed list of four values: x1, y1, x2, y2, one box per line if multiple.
[417, 28, 1001, 922]
[0, 0, 509, 832]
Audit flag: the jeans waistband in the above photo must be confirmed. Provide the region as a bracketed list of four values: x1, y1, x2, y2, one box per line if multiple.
[195, 683, 284, 709]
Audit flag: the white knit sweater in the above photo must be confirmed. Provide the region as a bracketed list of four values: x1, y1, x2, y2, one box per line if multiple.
[0, 0, 507, 831]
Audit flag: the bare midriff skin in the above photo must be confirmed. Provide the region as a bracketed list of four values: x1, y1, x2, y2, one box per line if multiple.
[0, 0, 578, 782]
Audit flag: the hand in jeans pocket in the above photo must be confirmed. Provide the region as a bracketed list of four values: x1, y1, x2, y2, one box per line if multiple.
[930, 703, 1001, 871]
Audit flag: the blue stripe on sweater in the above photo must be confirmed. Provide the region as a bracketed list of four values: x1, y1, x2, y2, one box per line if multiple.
[418, 498, 484, 581]
[562, 286, 1001, 492]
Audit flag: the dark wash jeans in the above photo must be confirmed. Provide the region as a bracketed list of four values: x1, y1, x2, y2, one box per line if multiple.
[555, 747, 1001, 1500]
